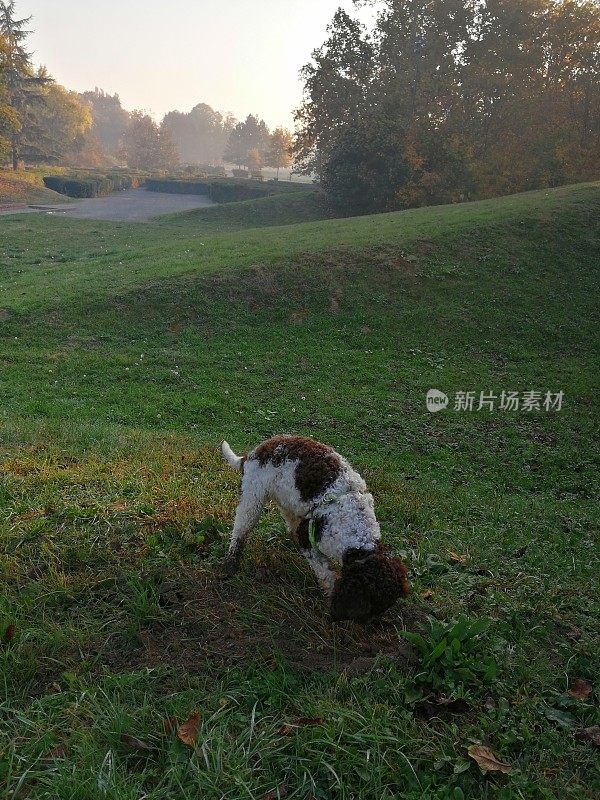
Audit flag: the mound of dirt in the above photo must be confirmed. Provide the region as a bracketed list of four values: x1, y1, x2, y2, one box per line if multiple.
[98, 569, 422, 677]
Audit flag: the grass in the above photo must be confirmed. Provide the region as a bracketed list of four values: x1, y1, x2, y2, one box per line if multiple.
[0, 168, 69, 206]
[0, 182, 599, 799]
[156, 189, 334, 231]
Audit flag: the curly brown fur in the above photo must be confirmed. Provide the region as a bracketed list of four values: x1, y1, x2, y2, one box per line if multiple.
[254, 435, 342, 501]
[329, 545, 411, 623]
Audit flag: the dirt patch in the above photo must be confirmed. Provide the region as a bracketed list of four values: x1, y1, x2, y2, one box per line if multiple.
[98, 569, 421, 676]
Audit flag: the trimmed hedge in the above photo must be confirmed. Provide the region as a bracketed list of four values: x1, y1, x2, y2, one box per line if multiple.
[43, 172, 142, 198]
[145, 177, 312, 204]
[144, 179, 211, 195]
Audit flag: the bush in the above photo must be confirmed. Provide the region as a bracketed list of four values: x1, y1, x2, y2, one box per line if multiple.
[144, 177, 314, 204]
[144, 178, 211, 195]
[43, 172, 142, 198]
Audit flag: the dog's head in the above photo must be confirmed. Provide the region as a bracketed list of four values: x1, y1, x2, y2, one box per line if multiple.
[329, 545, 410, 623]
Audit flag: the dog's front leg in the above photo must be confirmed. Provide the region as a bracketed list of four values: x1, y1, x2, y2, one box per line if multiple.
[223, 488, 267, 574]
[303, 548, 336, 596]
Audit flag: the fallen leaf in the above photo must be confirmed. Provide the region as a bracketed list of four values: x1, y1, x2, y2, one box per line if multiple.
[277, 717, 323, 735]
[177, 712, 201, 747]
[420, 590, 434, 600]
[575, 726, 600, 749]
[3, 624, 14, 644]
[542, 706, 577, 729]
[120, 734, 154, 751]
[447, 550, 468, 565]
[108, 499, 128, 513]
[567, 678, 592, 701]
[467, 745, 512, 774]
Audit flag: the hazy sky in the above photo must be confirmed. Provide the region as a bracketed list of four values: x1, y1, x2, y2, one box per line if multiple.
[23, 0, 376, 129]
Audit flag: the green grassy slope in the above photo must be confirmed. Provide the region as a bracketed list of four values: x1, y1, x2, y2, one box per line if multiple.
[157, 189, 335, 231]
[0, 168, 69, 205]
[0, 183, 599, 799]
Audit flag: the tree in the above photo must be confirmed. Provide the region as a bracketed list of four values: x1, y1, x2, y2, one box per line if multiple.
[158, 120, 180, 172]
[80, 88, 130, 155]
[246, 147, 262, 171]
[123, 111, 180, 172]
[223, 114, 270, 169]
[0, 33, 19, 163]
[266, 126, 293, 179]
[0, 1, 50, 169]
[223, 120, 247, 168]
[161, 102, 235, 165]
[20, 82, 92, 164]
[293, 8, 375, 179]
[295, 0, 600, 212]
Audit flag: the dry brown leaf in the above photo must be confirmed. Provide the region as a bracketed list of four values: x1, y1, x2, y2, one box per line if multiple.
[467, 744, 512, 774]
[277, 717, 323, 736]
[447, 550, 468, 565]
[575, 726, 600, 749]
[108, 499, 128, 513]
[567, 678, 592, 701]
[420, 590, 434, 600]
[177, 712, 201, 747]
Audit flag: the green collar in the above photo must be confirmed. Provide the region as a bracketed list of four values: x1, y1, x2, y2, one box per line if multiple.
[308, 518, 319, 550]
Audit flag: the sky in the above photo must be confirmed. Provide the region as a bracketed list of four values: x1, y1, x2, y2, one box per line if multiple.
[22, 0, 376, 129]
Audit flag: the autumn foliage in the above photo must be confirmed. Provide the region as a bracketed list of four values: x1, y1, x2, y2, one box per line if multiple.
[294, 0, 600, 213]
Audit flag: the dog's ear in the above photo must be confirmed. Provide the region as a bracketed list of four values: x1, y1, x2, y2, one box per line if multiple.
[388, 556, 411, 598]
[365, 554, 411, 616]
[329, 573, 372, 623]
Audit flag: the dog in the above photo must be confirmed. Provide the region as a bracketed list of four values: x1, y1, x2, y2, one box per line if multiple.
[221, 435, 410, 622]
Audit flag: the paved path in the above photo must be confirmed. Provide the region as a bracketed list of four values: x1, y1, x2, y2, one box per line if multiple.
[0, 188, 214, 222]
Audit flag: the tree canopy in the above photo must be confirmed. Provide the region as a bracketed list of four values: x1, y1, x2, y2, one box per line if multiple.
[295, 0, 600, 212]
[0, 0, 50, 169]
[224, 114, 271, 169]
[123, 111, 180, 172]
[162, 103, 235, 165]
[266, 127, 293, 178]
[80, 89, 130, 155]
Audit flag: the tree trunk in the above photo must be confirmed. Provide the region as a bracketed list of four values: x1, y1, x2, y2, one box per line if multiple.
[12, 134, 18, 171]
[276, 166, 280, 180]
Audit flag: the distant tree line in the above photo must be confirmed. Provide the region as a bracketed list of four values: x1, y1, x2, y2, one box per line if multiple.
[1, 2, 294, 176]
[294, 0, 600, 213]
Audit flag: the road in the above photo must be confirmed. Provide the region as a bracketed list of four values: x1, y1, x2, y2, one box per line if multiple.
[0, 188, 214, 222]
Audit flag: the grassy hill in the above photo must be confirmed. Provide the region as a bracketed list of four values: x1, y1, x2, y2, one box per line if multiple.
[157, 189, 335, 231]
[0, 183, 598, 799]
[0, 168, 70, 206]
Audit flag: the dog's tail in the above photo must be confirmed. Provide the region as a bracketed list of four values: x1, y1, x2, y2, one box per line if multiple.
[221, 440, 244, 471]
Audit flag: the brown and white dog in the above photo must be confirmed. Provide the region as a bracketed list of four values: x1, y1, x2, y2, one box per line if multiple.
[221, 435, 410, 622]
